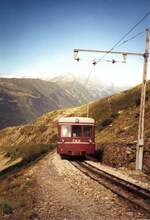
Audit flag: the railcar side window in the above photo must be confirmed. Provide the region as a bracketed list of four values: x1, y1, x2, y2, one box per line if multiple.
[83, 125, 92, 137]
[61, 125, 71, 137]
[72, 125, 82, 137]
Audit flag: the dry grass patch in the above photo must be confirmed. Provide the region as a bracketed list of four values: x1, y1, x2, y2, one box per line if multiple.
[0, 170, 35, 219]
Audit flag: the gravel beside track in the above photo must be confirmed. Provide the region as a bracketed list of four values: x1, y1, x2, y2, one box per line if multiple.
[86, 159, 150, 189]
[70, 160, 150, 212]
[31, 152, 150, 219]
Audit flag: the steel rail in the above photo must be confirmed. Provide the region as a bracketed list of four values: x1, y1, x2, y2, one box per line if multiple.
[84, 161, 150, 197]
[70, 161, 150, 212]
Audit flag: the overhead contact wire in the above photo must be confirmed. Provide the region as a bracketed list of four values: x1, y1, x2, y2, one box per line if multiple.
[115, 30, 145, 49]
[96, 11, 150, 65]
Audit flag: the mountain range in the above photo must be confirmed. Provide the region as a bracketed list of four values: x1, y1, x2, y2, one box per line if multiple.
[0, 75, 123, 129]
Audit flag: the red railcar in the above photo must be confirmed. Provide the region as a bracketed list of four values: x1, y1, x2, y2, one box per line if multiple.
[57, 117, 95, 156]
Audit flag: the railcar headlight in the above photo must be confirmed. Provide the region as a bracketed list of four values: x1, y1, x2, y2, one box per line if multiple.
[89, 139, 92, 143]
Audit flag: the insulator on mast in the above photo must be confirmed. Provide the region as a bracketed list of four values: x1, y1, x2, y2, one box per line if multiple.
[76, 57, 80, 62]
[123, 53, 127, 63]
[92, 61, 97, 66]
[112, 59, 116, 64]
[74, 50, 78, 60]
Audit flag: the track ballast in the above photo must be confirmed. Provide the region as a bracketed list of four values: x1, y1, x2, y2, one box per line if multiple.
[70, 160, 150, 212]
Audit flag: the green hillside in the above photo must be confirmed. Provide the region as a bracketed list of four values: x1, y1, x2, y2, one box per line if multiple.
[0, 81, 150, 173]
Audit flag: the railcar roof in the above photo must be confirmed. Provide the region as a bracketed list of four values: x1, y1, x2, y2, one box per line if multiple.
[58, 117, 95, 124]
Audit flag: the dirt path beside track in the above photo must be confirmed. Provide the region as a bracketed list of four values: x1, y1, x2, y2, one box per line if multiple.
[31, 152, 150, 220]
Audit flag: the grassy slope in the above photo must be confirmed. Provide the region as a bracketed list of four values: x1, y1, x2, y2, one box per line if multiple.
[0, 81, 150, 173]
[0, 168, 35, 218]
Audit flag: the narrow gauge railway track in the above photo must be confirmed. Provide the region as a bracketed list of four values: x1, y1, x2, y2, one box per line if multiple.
[70, 161, 150, 212]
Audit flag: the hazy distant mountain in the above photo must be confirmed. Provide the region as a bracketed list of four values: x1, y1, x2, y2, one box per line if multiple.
[0, 77, 98, 129]
[50, 73, 127, 99]
[0, 74, 127, 129]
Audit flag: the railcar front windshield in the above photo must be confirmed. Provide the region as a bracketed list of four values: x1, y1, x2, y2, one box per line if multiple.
[60, 124, 94, 138]
[83, 125, 93, 137]
[61, 125, 71, 137]
[72, 125, 82, 137]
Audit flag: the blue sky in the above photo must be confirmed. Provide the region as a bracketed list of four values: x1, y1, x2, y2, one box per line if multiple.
[0, 0, 150, 86]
